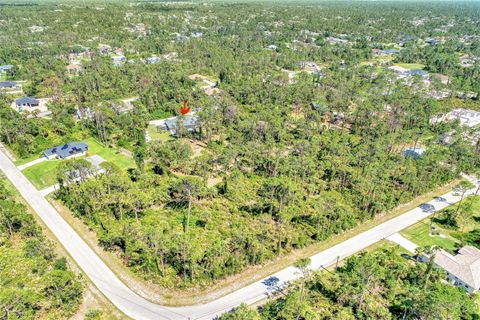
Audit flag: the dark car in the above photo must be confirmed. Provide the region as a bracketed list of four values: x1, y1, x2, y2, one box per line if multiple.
[419, 203, 435, 213]
[434, 196, 447, 202]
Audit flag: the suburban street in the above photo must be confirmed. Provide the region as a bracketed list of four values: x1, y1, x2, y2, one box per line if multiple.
[0, 148, 477, 320]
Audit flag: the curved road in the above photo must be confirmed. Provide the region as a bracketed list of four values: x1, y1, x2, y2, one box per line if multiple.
[0, 149, 476, 320]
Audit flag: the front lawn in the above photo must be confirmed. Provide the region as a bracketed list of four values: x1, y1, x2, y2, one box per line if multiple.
[401, 220, 460, 253]
[22, 159, 63, 189]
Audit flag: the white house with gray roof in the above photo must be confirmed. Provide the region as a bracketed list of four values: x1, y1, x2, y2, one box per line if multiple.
[421, 246, 480, 293]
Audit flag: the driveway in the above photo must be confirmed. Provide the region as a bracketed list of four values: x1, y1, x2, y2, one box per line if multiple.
[17, 157, 47, 170]
[0, 149, 477, 320]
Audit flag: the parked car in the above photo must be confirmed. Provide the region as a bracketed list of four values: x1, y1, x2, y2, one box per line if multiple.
[419, 203, 436, 213]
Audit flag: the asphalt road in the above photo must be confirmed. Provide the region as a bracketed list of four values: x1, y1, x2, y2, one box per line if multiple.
[0, 148, 476, 320]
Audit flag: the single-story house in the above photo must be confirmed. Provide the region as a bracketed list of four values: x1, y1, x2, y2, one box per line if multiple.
[406, 69, 429, 77]
[112, 55, 126, 66]
[373, 48, 399, 56]
[146, 56, 160, 64]
[16, 97, 39, 110]
[0, 64, 13, 74]
[447, 108, 480, 128]
[420, 246, 480, 293]
[160, 114, 199, 137]
[0, 81, 20, 90]
[43, 142, 88, 160]
[403, 147, 425, 160]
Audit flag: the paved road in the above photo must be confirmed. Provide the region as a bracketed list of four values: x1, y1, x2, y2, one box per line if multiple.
[0, 148, 477, 320]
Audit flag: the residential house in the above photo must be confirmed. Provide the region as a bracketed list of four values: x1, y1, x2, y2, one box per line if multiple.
[159, 114, 199, 137]
[420, 246, 480, 293]
[0, 81, 20, 91]
[146, 56, 161, 64]
[16, 97, 39, 111]
[425, 37, 441, 46]
[98, 44, 112, 55]
[266, 44, 279, 51]
[43, 142, 88, 160]
[112, 55, 127, 67]
[403, 147, 425, 160]
[434, 108, 480, 128]
[191, 31, 204, 38]
[0, 64, 13, 75]
[373, 49, 400, 56]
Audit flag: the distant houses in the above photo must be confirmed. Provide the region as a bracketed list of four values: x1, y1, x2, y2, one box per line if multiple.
[43, 142, 88, 160]
[432, 108, 480, 128]
[420, 246, 480, 293]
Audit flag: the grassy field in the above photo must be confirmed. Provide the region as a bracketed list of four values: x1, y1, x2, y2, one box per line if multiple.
[22, 159, 63, 189]
[401, 220, 460, 253]
[394, 62, 425, 70]
[147, 124, 172, 142]
[84, 137, 135, 170]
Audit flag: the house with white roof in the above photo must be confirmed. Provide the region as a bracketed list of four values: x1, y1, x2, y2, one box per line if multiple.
[432, 108, 480, 128]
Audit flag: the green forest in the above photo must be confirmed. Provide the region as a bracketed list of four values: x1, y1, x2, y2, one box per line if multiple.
[0, 0, 479, 317]
[0, 178, 83, 319]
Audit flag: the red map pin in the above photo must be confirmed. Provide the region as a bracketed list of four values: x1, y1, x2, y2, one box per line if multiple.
[180, 100, 191, 115]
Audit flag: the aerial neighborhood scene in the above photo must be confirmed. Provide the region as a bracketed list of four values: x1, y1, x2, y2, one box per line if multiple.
[1, 0, 480, 319]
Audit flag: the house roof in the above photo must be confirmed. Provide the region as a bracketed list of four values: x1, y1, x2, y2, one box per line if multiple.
[434, 246, 480, 290]
[164, 114, 198, 136]
[0, 81, 17, 88]
[382, 49, 400, 54]
[44, 142, 88, 159]
[16, 97, 39, 105]
[407, 69, 429, 76]
[0, 65, 13, 71]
